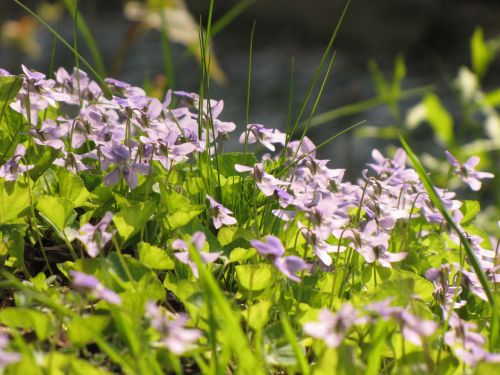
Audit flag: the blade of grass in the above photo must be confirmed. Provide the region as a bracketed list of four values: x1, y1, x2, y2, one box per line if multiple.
[160, 5, 175, 89]
[243, 21, 256, 163]
[187, 246, 263, 373]
[399, 134, 498, 349]
[211, 0, 255, 37]
[276, 120, 365, 178]
[278, 305, 310, 375]
[199, 2, 224, 202]
[14, 0, 112, 99]
[289, 49, 336, 166]
[285, 0, 350, 147]
[304, 84, 433, 129]
[61, 0, 107, 76]
[71, 0, 82, 106]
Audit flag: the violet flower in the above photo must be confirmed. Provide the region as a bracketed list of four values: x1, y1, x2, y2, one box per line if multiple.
[235, 163, 289, 196]
[445, 311, 500, 367]
[445, 151, 494, 191]
[251, 235, 309, 282]
[365, 299, 437, 345]
[10, 65, 69, 124]
[0, 334, 21, 370]
[70, 270, 122, 305]
[206, 194, 237, 229]
[75, 212, 113, 257]
[345, 221, 407, 267]
[55, 67, 102, 103]
[146, 302, 202, 355]
[29, 119, 69, 150]
[0, 144, 33, 181]
[99, 142, 150, 189]
[298, 223, 344, 267]
[303, 304, 366, 348]
[239, 124, 285, 151]
[425, 264, 466, 311]
[173, 232, 221, 278]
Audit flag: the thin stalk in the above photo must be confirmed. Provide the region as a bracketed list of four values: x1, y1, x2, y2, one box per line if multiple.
[160, 6, 175, 89]
[285, 0, 350, 147]
[14, 0, 112, 98]
[243, 21, 256, 164]
[400, 134, 498, 349]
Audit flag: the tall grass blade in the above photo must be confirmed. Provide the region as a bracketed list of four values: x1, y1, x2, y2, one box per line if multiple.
[399, 134, 498, 348]
[14, 0, 112, 99]
[305, 84, 433, 129]
[211, 0, 255, 37]
[278, 305, 310, 375]
[188, 246, 263, 373]
[62, 0, 107, 76]
[285, 0, 350, 146]
[160, 6, 175, 89]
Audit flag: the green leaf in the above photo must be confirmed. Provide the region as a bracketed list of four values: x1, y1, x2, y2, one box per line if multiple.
[471, 26, 492, 79]
[460, 200, 481, 225]
[484, 88, 500, 107]
[244, 300, 272, 330]
[216, 152, 258, 176]
[138, 242, 174, 270]
[164, 205, 204, 230]
[183, 176, 206, 195]
[57, 168, 90, 208]
[0, 180, 30, 224]
[229, 247, 257, 263]
[236, 264, 275, 291]
[113, 202, 155, 242]
[0, 75, 22, 104]
[37, 195, 75, 235]
[67, 315, 111, 346]
[218, 226, 254, 247]
[28, 147, 60, 182]
[423, 94, 453, 146]
[0, 307, 52, 340]
[0, 224, 26, 268]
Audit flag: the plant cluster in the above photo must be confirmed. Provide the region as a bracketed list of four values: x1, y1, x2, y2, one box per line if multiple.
[0, 64, 498, 374]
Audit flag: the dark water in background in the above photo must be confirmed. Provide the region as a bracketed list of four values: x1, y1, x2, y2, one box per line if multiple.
[2, 0, 500, 177]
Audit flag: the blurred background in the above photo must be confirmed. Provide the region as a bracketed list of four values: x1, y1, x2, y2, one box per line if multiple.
[1, 0, 499, 224]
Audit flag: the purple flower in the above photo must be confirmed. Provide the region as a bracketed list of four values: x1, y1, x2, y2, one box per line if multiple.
[146, 302, 202, 355]
[457, 264, 489, 302]
[345, 221, 406, 267]
[445, 151, 494, 191]
[397, 309, 437, 346]
[206, 194, 237, 229]
[0, 144, 33, 181]
[55, 67, 101, 104]
[235, 163, 289, 196]
[173, 232, 221, 278]
[70, 270, 122, 305]
[29, 119, 69, 150]
[10, 65, 69, 124]
[366, 299, 436, 345]
[298, 223, 344, 267]
[303, 304, 366, 347]
[425, 264, 466, 311]
[0, 334, 21, 370]
[251, 236, 309, 282]
[239, 124, 285, 151]
[445, 311, 500, 366]
[75, 212, 113, 257]
[99, 142, 150, 189]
